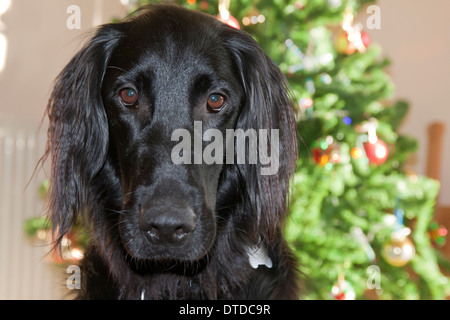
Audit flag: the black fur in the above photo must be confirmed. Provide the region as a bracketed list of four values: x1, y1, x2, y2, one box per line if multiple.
[44, 4, 299, 299]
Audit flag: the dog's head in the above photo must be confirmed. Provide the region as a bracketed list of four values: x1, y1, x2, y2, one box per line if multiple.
[45, 4, 297, 264]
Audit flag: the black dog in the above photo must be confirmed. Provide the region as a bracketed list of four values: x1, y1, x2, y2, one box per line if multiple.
[44, 4, 299, 299]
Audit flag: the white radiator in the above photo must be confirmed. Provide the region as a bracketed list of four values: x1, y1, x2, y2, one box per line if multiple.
[0, 124, 63, 299]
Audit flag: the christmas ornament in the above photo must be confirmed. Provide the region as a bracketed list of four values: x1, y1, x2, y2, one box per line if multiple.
[220, 15, 240, 29]
[360, 31, 371, 48]
[383, 205, 415, 267]
[361, 119, 389, 165]
[335, 7, 370, 54]
[383, 233, 415, 267]
[428, 221, 448, 247]
[218, 0, 240, 29]
[312, 136, 341, 167]
[364, 138, 389, 165]
[330, 275, 356, 300]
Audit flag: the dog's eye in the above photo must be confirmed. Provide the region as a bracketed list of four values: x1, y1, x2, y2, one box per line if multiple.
[207, 94, 225, 111]
[119, 88, 138, 107]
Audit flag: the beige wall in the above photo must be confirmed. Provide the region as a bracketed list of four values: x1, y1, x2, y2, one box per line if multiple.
[367, 0, 450, 205]
[0, 0, 125, 300]
[0, 0, 124, 127]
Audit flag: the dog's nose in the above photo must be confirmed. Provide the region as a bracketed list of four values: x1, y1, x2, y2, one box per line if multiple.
[140, 207, 196, 245]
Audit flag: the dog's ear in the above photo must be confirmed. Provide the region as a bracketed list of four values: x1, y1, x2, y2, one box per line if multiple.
[222, 26, 298, 244]
[44, 25, 121, 247]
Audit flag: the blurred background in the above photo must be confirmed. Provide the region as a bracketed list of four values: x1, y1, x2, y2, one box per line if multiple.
[0, 0, 449, 299]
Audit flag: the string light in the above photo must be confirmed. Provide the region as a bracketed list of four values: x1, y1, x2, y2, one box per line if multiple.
[343, 116, 352, 125]
[300, 97, 313, 109]
[242, 14, 265, 26]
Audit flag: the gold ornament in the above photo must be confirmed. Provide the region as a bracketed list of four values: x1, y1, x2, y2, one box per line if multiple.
[382, 229, 415, 267]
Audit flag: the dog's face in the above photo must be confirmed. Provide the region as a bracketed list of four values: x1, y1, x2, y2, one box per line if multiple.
[46, 4, 297, 269]
[101, 10, 244, 261]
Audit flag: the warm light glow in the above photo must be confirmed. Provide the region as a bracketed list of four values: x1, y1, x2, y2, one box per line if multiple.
[301, 98, 313, 109]
[218, 0, 231, 20]
[70, 248, 84, 260]
[0, 0, 11, 16]
[320, 155, 329, 166]
[331, 152, 340, 163]
[351, 147, 362, 159]
[0, 0, 11, 73]
[375, 143, 388, 159]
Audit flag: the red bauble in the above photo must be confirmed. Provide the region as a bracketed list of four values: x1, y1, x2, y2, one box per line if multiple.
[312, 147, 323, 164]
[364, 138, 389, 165]
[218, 14, 240, 29]
[360, 31, 371, 48]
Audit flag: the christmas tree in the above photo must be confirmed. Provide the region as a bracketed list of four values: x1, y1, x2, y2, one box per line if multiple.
[26, 0, 450, 299]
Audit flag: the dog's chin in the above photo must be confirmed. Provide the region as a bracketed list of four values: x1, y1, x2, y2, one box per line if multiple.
[122, 242, 211, 275]
[124, 246, 209, 263]
[119, 230, 213, 267]
[124, 254, 210, 276]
